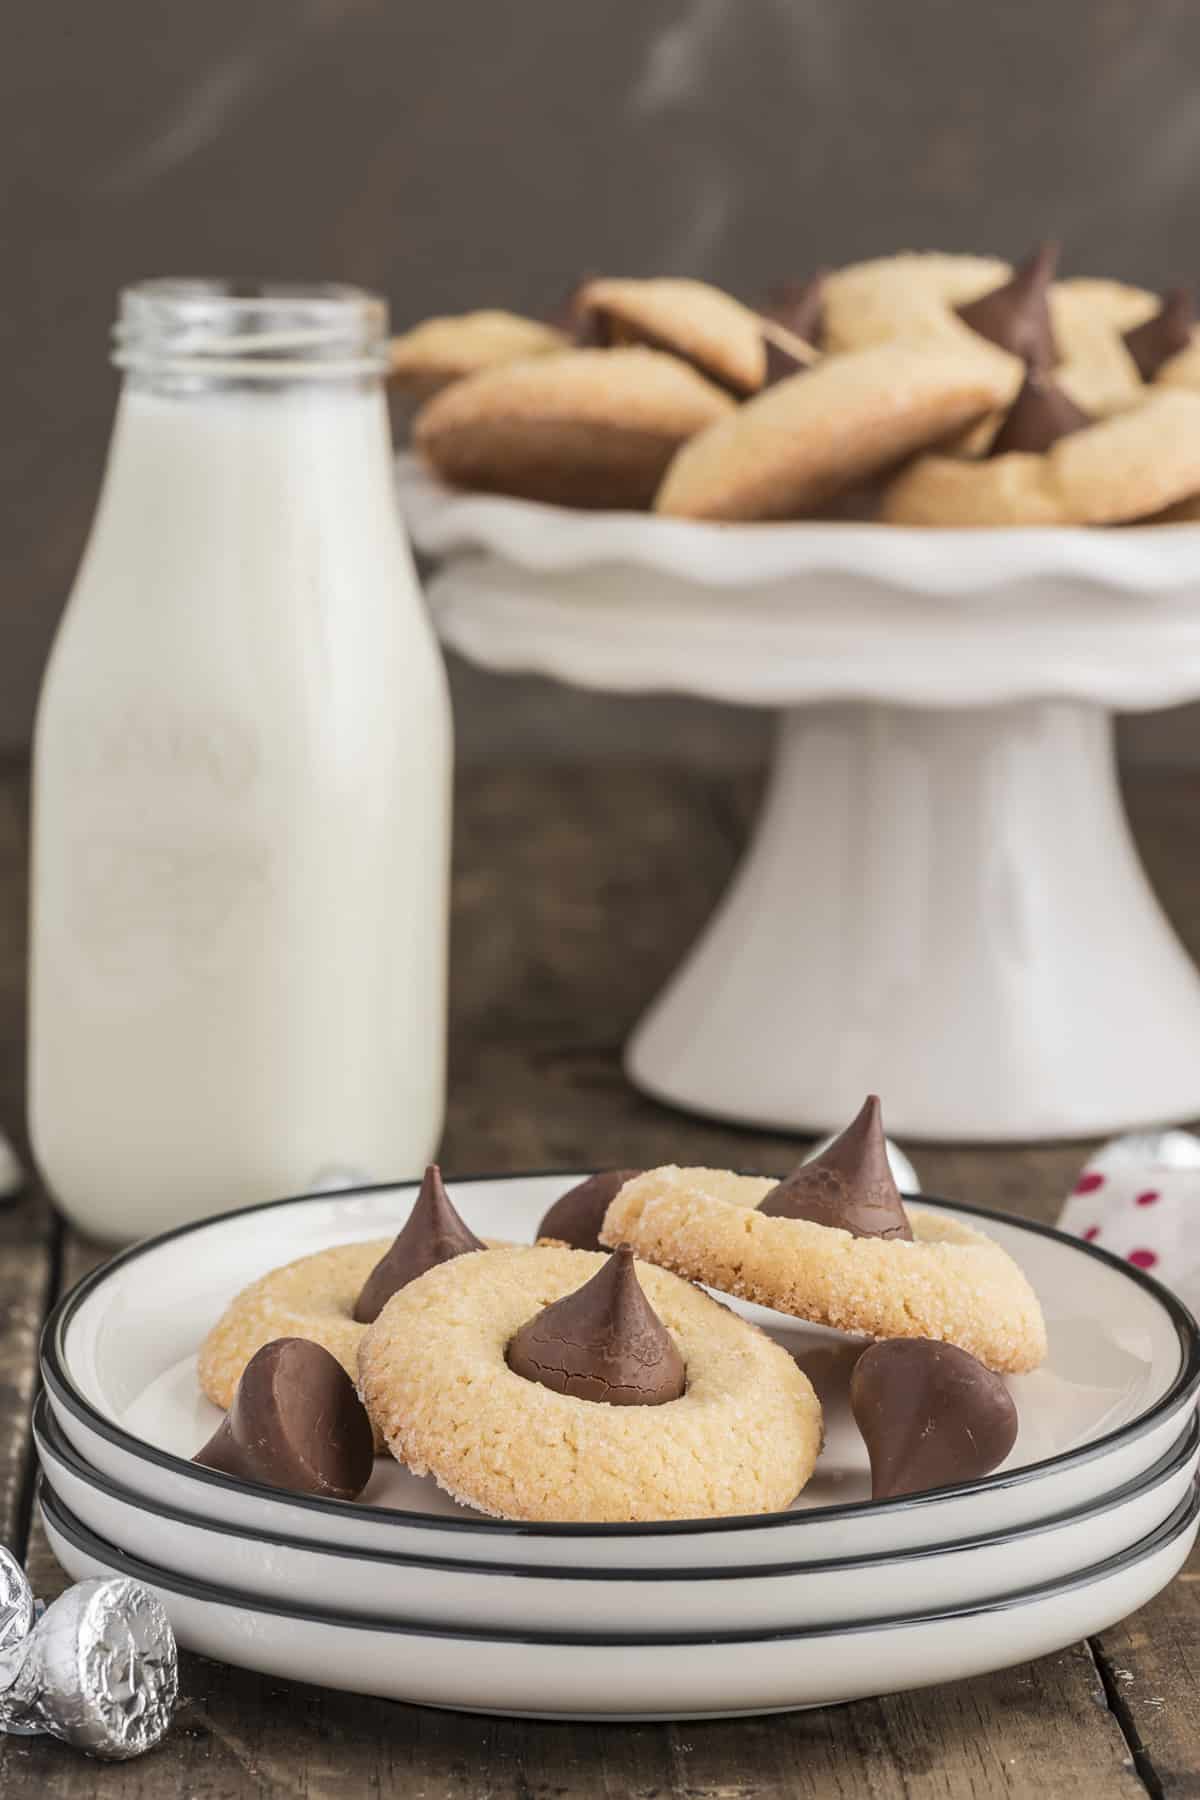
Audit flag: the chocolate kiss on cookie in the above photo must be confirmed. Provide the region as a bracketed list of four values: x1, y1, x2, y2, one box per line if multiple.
[988, 370, 1092, 457]
[506, 1243, 686, 1404]
[1124, 287, 1195, 381]
[851, 1338, 1018, 1501]
[353, 1164, 484, 1324]
[758, 1095, 913, 1241]
[956, 241, 1059, 371]
[537, 1169, 642, 1252]
[194, 1337, 375, 1501]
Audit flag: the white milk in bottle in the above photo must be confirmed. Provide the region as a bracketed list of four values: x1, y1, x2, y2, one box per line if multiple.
[29, 281, 452, 1239]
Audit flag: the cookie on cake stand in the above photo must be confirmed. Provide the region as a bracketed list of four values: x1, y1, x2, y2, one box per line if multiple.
[395, 454, 1200, 1143]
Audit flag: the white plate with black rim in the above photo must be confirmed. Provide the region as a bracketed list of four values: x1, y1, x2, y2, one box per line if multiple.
[35, 1392, 1200, 1635]
[41, 1174, 1200, 1570]
[40, 1477, 1200, 1719]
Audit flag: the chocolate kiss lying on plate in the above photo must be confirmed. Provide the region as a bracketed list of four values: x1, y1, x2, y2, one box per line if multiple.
[506, 1243, 686, 1405]
[850, 1338, 1019, 1501]
[536, 1169, 643, 1252]
[757, 1094, 913, 1240]
[193, 1337, 375, 1502]
[354, 1163, 485, 1324]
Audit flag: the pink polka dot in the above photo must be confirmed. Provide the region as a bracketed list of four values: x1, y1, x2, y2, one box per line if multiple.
[1074, 1172, 1106, 1195]
[1128, 1248, 1159, 1270]
[1083, 1225, 1101, 1242]
[1135, 1190, 1161, 1207]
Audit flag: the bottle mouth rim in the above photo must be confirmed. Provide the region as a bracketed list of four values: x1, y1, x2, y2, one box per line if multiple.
[112, 278, 391, 379]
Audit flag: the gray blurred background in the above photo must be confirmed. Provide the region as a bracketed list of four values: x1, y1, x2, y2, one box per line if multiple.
[5, 0, 1200, 764]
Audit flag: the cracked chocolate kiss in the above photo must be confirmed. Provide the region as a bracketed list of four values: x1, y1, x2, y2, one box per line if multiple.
[758, 1094, 913, 1240]
[851, 1338, 1019, 1500]
[354, 1163, 485, 1324]
[507, 1243, 686, 1404]
[988, 369, 1091, 457]
[956, 241, 1059, 371]
[536, 1169, 642, 1251]
[194, 1337, 375, 1501]
[1124, 287, 1194, 382]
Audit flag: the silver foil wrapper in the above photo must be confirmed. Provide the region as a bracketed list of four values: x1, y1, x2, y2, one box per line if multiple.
[0, 1572, 178, 1759]
[806, 1132, 920, 1195]
[1089, 1129, 1200, 1175]
[0, 1549, 34, 1656]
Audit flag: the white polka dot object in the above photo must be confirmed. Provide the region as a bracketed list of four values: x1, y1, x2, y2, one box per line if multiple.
[1058, 1131, 1200, 1295]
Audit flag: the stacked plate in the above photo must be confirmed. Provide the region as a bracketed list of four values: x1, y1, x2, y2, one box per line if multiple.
[38, 1174, 1200, 1720]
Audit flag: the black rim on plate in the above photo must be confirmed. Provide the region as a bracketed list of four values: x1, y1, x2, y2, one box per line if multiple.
[40, 1172, 1200, 1540]
[33, 1388, 1199, 1583]
[38, 1474, 1200, 1647]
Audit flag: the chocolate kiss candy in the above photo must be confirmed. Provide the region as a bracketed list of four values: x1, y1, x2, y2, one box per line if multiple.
[761, 271, 828, 346]
[506, 1243, 686, 1404]
[536, 1169, 642, 1251]
[1124, 287, 1195, 381]
[956, 241, 1059, 370]
[194, 1337, 375, 1501]
[353, 1163, 485, 1323]
[988, 369, 1092, 457]
[758, 1094, 913, 1240]
[851, 1338, 1018, 1500]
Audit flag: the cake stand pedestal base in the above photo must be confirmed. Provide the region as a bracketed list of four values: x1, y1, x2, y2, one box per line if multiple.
[627, 700, 1200, 1142]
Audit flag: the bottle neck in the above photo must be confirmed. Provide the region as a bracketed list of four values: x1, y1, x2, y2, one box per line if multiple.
[112, 280, 390, 397]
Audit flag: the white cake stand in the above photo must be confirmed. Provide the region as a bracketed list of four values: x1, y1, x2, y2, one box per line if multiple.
[397, 455, 1200, 1143]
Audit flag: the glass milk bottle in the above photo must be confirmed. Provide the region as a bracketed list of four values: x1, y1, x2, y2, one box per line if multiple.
[29, 281, 452, 1240]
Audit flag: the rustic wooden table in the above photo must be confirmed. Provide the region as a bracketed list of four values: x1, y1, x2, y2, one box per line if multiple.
[1, 751, 1198, 1796]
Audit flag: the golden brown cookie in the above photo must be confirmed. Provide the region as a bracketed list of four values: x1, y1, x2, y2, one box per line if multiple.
[357, 1245, 823, 1523]
[654, 344, 1009, 521]
[388, 311, 567, 399]
[822, 253, 1147, 417]
[575, 276, 790, 396]
[881, 389, 1200, 526]
[601, 1168, 1047, 1376]
[414, 347, 736, 509]
[199, 1240, 388, 1419]
[198, 1231, 509, 1448]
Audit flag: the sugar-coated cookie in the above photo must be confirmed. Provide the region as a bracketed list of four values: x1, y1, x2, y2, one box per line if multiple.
[601, 1167, 1047, 1375]
[358, 1245, 823, 1523]
[881, 389, 1200, 526]
[198, 1239, 389, 1420]
[655, 344, 1009, 521]
[414, 347, 736, 509]
[389, 311, 567, 398]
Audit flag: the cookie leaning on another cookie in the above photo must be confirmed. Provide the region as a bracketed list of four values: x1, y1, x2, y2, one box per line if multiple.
[601, 1167, 1047, 1375]
[414, 347, 737, 510]
[358, 1245, 823, 1523]
[655, 344, 1010, 521]
[574, 275, 789, 396]
[881, 389, 1200, 527]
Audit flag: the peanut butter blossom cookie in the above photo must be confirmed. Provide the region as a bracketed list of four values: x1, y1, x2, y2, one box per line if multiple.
[197, 1165, 492, 1422]
[573, 275, 814, 396]
[601, 1097, 1047, 1375]
[535, 1168, 642, 1251]
[414, 347, 736, 509]
[882, 387, 1200, 527]
[357, 1243, 823, 1522]
[655, 343, 1010, 521]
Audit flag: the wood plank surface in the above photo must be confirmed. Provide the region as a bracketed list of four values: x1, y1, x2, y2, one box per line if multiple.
[2, 756, 1198, 1792]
